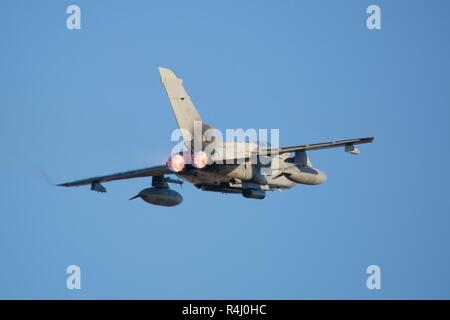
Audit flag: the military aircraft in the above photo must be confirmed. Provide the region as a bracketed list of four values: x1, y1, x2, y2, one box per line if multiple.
[58, 67, 374, 206]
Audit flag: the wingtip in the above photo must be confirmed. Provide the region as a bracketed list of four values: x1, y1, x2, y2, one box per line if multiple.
[158, 66, 178, 81]
[57, 182, 76, 187]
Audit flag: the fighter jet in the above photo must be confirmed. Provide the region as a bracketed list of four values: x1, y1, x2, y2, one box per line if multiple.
[58, 67, 374, 206]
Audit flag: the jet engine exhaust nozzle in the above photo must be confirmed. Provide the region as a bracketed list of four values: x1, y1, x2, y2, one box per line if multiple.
[192, 151, 208, 169]
[167, 154, 185, 172]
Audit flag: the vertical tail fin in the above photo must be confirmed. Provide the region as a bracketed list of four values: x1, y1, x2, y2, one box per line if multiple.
[159, 67, 210, 149]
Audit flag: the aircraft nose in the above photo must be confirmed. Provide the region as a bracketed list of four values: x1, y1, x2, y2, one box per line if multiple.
[316, 170, 327, 184]
[129, 194, 141, 200]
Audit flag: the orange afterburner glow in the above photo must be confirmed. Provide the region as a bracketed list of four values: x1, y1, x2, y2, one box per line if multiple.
[167, 154, 185, 172]
[192, 151, 208, 169]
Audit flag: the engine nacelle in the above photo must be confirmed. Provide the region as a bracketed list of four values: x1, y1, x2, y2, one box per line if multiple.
[132, 187, 183, 207]
[221, 164, 254, 181]
[283, 166, 327, 185]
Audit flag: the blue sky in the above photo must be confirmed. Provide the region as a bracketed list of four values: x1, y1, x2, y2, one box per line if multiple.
[1, 0, 450, 299]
